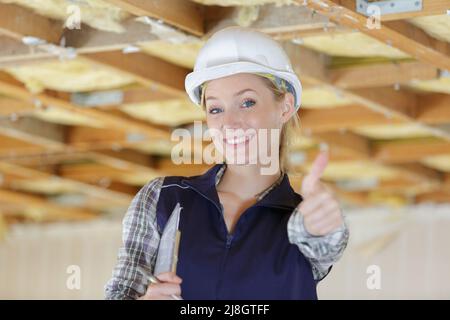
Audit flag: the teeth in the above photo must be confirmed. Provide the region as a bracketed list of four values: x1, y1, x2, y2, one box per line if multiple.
[225, 135, 251, 145]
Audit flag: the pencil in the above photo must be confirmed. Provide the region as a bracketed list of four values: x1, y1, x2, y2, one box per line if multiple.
[171, 230, 181, 274]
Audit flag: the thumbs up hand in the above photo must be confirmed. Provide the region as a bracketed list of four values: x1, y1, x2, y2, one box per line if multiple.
[299, 150, 344, 237]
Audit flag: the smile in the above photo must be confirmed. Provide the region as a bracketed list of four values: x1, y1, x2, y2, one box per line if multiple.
[223, 134, 255, 146]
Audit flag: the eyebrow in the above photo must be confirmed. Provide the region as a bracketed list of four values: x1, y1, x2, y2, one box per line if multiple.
[205, 88, 257, 102]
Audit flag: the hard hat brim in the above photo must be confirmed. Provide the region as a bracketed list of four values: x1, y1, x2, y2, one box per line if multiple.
[185, 61, 302, 110]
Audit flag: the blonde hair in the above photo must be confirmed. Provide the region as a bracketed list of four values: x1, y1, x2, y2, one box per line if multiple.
[199, 74, 300, 173]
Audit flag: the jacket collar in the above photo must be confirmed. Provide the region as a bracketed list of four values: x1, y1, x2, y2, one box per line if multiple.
[181, 163, 302, 211]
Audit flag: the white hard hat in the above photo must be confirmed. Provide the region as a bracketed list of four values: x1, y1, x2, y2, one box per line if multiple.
[185, 26, 302, 111]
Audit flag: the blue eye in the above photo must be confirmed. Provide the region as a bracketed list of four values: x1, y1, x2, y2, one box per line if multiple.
[242, 99, 255, 108]
[208, 107, 223, 114]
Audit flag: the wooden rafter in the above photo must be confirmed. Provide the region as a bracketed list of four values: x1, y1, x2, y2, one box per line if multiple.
[300, 105, 405, 133]
[336, 0, 450, 21]
[83, 51, 189, 97]
[284, 44, 450, 140]
[0, 161, 133, 205]
[328, 60, 439, 89]
[373, 137, 450, 163]
[0, 188, 97, 221]
[0, 3, 62, 44]
[105, 0, 205, 36]
[0, 72, 171, 140]
[300, 0, 450, 71]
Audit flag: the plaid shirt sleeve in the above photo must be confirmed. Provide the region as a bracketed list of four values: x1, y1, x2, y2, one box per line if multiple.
[287, 205, 349, 281]
[104, 177, 164, 300]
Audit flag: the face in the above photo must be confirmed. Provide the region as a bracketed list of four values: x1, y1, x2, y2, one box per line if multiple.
[204, 73, 295, 169]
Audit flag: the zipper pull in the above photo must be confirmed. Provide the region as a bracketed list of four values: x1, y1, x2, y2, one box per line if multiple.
[226, 234, 233, 248]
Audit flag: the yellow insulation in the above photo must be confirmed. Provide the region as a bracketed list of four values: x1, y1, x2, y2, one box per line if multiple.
[301, 87, 353, 108]
[5, 59, 136, 93]
[0, 0, 129, 33]
[353, 123, 433, 140]
[192, 0, 295, 6]
[32, 107, 104, 128]
[140, 40, 204, 69]
[410, 14, 450, 43]
[408, 77, 450, 95]
[302, 160, 401, 181]
[121, 99, 206, 126]
[421, 154, 450, 172]
[302, 32, 409, 59]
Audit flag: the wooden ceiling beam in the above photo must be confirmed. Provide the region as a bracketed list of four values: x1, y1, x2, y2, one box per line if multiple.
[417, 94, 450, 124]
[205, 3, 337, 39]
[328, 60, 439, 89]
[0, 161, 133, 205]
[0, 3, 62, 43]
[0, 71, 171, 140]
[0, 188, 97, 221]
[82, 51, 189, 98]
[285, 44, 450, 140]
[415, 190, 450, 203]
[0, 117, 66, 149]
[313, 131, 371, 158]
[301, 0, 450, 71]
[336, 0, 450, 21]
[372, 137, 450, 163]
[105, 0, 205, 36]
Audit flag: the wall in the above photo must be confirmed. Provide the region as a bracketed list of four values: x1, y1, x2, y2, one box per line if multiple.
[1, 204, 449, 299]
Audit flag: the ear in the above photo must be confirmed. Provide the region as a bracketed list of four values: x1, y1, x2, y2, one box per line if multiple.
[280, 92, 296, 124]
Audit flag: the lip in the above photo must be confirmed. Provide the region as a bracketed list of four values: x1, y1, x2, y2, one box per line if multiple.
[223, 134, 255, 148]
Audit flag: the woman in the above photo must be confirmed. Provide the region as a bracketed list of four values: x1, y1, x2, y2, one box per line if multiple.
[105, 26, 349, 300]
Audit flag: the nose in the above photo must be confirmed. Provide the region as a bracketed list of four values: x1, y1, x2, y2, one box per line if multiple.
[222, 110, 242, 130]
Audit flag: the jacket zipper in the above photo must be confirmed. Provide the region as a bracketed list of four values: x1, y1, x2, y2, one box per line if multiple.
[182, 183, 295, 297]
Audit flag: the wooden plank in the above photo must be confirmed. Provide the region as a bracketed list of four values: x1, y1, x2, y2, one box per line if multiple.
[346, 87, 418, 119]
[299, 104, 405, 133]
[388, 163, 444, 183]
[282, 43, 330, 86]
[122, 86, 175, 104]
[0, 111, 167, 177]
[0, 97, 35, 116]
[205, 4, 335, 38]
[0, 3, 61, 43]
[328, 61, 439, 89]
[0, 20, 159, 66]
[417, 94, 450, 124]
[94, 149, 155, 169]
[0, 117, 66, 149]
[105, 0, 204, 36]
[302, 0, 450, 71]
[285, 42, 439, 88]
[0, 161, 133, 205]
[83, 51, 189, 97]
[0, 71, 171, 140]
[372, 137, 450, 163]
[62, 20, 158, 53]
[0, 36, 35, 63]
[284, 44, 450, 140]
[337, 0, 450, 21]
[59, 163, 131, 181]
[0, 135, 46, 151]
[415, 191, 450, 203]
[47, 87, 174, 107]
[0, 188, 97, 221]
[314, 131, 371, 157]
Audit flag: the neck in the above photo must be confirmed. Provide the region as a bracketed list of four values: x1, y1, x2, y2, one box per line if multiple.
[218, 162, 282, 199]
